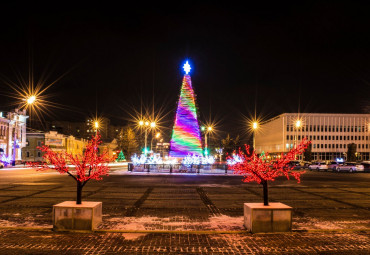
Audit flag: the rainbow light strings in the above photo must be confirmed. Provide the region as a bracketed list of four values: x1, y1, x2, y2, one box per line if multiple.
[169, 69, 203, 157]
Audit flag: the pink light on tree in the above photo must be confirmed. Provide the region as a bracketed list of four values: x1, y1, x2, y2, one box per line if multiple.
[29, 133, 112, 204]
[229, 138, 310, 206]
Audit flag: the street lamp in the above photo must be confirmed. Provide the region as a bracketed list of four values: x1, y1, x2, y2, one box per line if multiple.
[252, 121, 258, 151]
[203, 126, 213, 156]
[12, 96, 35, 166]
[139, 120, 156, 155]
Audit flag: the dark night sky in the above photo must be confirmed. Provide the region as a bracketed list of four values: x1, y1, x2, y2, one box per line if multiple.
[1, 1, 370, 140]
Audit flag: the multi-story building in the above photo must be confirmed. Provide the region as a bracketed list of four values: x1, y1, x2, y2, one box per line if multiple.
[48, 118, 122, 141]
[0, 109, 28, 164]
[22, 131, 87, 162]
[255, 113, 370, 161]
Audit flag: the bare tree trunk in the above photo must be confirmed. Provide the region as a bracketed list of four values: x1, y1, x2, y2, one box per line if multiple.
[262, 180, 269, 206]
[76, 181, 83, 204]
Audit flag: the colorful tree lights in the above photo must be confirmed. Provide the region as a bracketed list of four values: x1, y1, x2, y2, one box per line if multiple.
[228, 138, 310, 206]
[169, 61, 203, 157]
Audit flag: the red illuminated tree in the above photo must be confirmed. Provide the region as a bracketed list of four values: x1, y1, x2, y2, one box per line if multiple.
[230, 138, 310, 205]
[30, 134, 112, 204]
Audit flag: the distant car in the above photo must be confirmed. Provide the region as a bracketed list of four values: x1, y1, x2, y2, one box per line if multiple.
[0, 162, 4, 168]
[328, 161, 342, 171]
[336, 162, 363, 172]
[361, 162, 370, 172]
[308, 162, 328, 171]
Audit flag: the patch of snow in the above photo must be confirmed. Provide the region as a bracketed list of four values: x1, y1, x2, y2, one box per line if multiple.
[121, 233, 147, 240]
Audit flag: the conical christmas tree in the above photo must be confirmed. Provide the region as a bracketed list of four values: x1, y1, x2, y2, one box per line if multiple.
[169, 61, 203, 157]
[116, 150, 125, 162]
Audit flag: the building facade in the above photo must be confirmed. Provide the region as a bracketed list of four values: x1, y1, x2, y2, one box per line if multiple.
[22, 131, 87, 162]
[255, 113, 370, 161]
[0, 109, 28, 164]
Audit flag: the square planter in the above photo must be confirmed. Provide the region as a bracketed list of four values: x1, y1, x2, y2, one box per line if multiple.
[53, 201, 102, 231]
[244, 202, 292, 233]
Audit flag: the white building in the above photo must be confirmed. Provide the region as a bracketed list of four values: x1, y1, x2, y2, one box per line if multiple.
[255, 113, 370, 161]
[0, 109, 28, 163]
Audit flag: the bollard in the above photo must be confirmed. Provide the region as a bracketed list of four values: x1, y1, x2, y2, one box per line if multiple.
[170, 164, 173, 173]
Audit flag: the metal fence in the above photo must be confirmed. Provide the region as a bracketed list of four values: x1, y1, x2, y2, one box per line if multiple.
[127, 163, 231, 174]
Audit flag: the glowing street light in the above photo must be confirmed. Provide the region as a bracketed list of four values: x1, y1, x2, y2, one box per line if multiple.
[295, 120, 301, 128]
[203, 126, 213, 156]
[138, 119, 157, 155]
[27, 95, 36, 105]
[252, 121, 259, 151]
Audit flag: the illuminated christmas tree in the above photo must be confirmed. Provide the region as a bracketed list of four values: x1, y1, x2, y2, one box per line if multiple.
[116, 150, 125, 162]
[169, 61, 203, 157]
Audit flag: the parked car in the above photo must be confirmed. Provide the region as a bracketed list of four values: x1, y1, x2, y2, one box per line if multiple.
[0, 162, 4, 168]
[360, 162, 370, 172]
[327, 161, 342, 171]
[336, 162, 363, 172]
[308, 162, 329, 171]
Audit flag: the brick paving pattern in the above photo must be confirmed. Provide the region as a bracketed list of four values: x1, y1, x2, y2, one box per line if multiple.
[0, 169, 369, 253]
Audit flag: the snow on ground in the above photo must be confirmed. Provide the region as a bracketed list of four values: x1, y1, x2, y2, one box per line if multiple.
[103, 215, 245, 231]
[293, 217, 370, 230]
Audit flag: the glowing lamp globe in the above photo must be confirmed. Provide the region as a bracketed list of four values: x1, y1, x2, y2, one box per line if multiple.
[27, 95, 36, 105]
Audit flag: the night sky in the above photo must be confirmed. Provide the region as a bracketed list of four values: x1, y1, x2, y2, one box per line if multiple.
[1, 1, 370, 140]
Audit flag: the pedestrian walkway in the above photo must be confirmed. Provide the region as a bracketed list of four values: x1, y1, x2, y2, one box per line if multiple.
[0, 228, 369, 254]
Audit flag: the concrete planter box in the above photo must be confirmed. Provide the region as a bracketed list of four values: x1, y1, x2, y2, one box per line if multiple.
[53, 201, 102, 231]
[244, 202, 292, 233]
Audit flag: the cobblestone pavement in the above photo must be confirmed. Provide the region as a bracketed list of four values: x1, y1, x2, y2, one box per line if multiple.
[0, 229, 369, 254]
[0, 169, 369, 253]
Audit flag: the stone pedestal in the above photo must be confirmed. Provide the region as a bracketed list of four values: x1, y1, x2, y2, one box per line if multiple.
[244, 202, 292, 233]
[53, 201, 102, 231]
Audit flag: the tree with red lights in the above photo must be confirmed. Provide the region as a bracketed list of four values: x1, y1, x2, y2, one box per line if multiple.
[30, 134, 112, 204]
[230, 138, 310, 205]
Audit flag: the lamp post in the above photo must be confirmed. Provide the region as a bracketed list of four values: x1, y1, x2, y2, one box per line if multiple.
[202, 126, 213, 156]
[94, 121, 99, 136]
[252, 121, 258, 151]
[12, 95, 35, 166]
[139, 120, 156, 155]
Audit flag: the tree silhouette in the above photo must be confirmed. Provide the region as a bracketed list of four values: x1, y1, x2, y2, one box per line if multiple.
[229, 138, 310, 205]
[29, 134, 112, 204]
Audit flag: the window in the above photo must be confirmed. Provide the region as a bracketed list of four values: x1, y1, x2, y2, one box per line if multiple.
[344, 144, 347, 149]
[336, 136, 338, 140]
[340, 144, 343, 148]
[347, 136, 350, 140]
[291, 135, 293, 140]
[26, 151, 29, 157]
[351, 136, 353, 140]
[37, 151, 41, 157]
[340, 136, 342, 140]
[321, 136, 324, 140]
[321, 126, 324, 132]
[37, 141, 41, 147]
[336, 126, 339, 132]
[313, 126, 316, 132]
[287, 125, 289, 131]
[313, 144, 316, 148]
[355, 126, 358, 132]
[362, 136, 364, 140]
[310, 125, 312, 131]
[344, 136, 346, 140]
[328, 144, 331, 148]
[340, 126, 342, 132]
[328, 126, 331, 132]
[344, 127, 346, 132]
[317, 136, 320, 140]
[298, 135, 301, 140]
[328, 136, 330, 140]
[309, 135, 312, 140]
[355, 136, 357, 140]
[286, 135, 289, 140]
[351, 127, 354, 132]
[321, 144, 324, 148]
[336, 144, 338, 148]
[325, 144, 327, 148]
